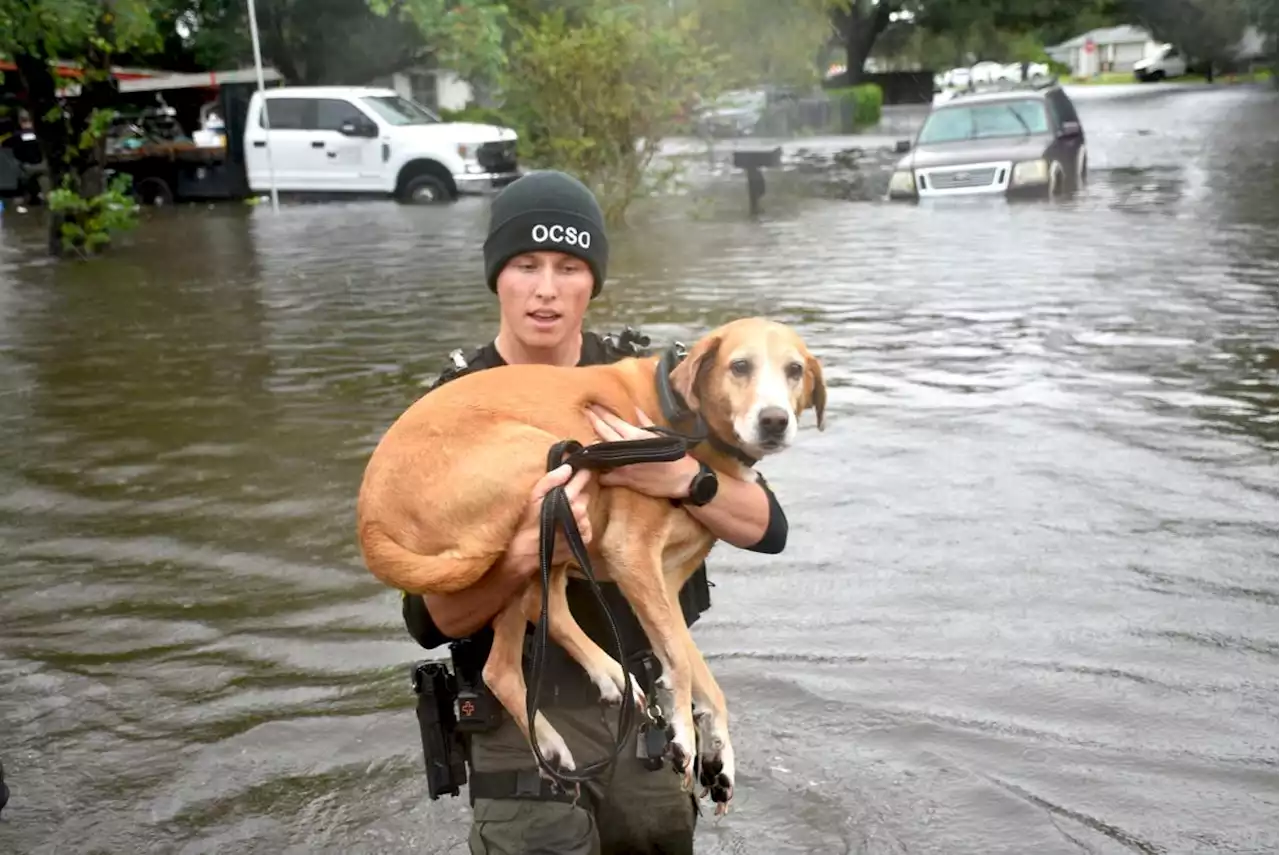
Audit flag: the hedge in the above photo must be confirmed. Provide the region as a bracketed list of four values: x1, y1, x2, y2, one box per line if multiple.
[827, 83, 883, 132]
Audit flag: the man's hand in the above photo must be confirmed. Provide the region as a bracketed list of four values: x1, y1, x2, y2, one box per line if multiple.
[586, 405, 700, 499]
[499, 463, 595, 577]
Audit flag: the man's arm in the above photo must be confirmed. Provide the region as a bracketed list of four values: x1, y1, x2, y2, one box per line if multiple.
[683, 465, 787, 553]
[419, 464, 595, 640]
[423, 551, 538, 639]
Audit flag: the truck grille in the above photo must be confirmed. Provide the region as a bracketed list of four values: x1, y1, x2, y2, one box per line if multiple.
[477, 140, 518, 174]
[928, 166, 998, 189]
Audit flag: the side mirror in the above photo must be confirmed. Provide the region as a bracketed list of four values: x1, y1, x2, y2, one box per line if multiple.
[894, 139, 912, 153]
[1059, 120, 1081, 138]
[340, 119, 377, 138]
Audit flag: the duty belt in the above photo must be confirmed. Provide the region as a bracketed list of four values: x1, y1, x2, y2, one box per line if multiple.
[468, 768, 590, 808]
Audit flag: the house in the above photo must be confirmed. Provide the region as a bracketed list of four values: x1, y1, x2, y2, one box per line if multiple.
[369, 67, 474, 113]
[1046, 25, 1163, 77]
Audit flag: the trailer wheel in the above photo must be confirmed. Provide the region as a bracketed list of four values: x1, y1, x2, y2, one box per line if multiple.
[135, 177, 174, 206]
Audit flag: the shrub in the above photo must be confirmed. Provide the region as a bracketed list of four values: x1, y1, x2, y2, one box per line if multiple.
[496, 1, 724, 225]
[827, 83, 883, 132]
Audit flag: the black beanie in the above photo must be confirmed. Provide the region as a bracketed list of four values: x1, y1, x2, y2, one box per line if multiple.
[484, 170, 609, 298]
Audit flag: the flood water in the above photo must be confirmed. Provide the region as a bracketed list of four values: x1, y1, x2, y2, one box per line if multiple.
[0, 83, 1276, 854]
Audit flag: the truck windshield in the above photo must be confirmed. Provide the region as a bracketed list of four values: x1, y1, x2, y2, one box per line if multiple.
[360, 95, 440, 126]
[917, 99, 1049, 144]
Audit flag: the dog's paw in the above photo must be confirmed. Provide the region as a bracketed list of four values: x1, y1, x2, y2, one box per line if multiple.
[595, 670, 645, 711]
[698, 739, 735, 815]
[667, 718, 697, 793]
[532, 718, 576, 776]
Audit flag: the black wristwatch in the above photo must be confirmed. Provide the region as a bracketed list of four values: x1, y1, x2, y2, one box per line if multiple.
[680, 461, 719, 507]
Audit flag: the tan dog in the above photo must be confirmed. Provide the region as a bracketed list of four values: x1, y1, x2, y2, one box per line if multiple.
[356, 317, 825, 813]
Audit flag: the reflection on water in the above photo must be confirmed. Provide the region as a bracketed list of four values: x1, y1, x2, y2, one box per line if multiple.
[0, 84, 1276, 855]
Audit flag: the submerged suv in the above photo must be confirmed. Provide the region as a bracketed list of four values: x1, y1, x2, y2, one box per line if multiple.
[887, 81, 1087, 202]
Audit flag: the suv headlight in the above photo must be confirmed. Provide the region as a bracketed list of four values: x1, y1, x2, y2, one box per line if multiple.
[456, 143, 476, 160]
[889, 170, 916, 195]
[1012, 159, 1048, 185]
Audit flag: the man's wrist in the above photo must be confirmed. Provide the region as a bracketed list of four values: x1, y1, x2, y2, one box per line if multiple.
[673, 455, 701, 499]
[676, 458, 720, 507]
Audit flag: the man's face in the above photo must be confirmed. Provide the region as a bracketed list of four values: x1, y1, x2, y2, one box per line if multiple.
[495, 250, 594, 350]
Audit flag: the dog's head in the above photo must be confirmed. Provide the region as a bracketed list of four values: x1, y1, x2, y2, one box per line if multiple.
[669, 318, 826, 459]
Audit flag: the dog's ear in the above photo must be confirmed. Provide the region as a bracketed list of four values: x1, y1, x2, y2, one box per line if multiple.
[669, 335, 721, 411]
[800, 351, 826, 431]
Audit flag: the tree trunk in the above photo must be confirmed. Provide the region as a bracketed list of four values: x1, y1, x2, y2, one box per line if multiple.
[835, 1, 896, 86]
[12, 2, 120, 257]
[12, 51, 71, 255]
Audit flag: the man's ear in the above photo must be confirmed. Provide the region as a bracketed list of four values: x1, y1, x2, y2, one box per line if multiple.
[669, 335, 721, 410]
[800, 351, 826, 431]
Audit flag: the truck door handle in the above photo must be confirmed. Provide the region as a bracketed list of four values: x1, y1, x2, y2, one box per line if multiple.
[311, 141, 325, 149]
[252, 141, 266, 148]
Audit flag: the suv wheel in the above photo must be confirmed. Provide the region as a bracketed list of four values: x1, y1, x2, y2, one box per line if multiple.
[1049, 162, 1069, 199]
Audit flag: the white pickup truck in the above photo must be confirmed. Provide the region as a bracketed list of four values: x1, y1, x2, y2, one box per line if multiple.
[242, 86, 520, 203]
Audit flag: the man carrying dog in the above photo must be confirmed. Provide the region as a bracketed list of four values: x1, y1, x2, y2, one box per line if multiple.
[403, 169, 789, 854]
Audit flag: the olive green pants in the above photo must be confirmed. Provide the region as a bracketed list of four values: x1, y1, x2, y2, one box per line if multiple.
[466, 702, 697, 855]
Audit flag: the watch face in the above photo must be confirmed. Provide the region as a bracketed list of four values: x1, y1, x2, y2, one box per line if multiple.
[690, 467, 718, 505]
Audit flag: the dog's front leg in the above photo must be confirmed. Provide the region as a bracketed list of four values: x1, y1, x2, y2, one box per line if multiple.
[522, 565, 646, 711]
[600, 509, 697, 792]
[675, 596, 735, 815]
[483, 592, 576, 776]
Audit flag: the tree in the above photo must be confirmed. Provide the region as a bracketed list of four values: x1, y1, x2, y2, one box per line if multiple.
[1239, 0, 1280, 80]
[0, 0, 157, 256]
[497, 2, 723, 224]
[366, 0, 508, 89]
[830, 0, 1127, 82]
[690, 0, 834, 88]
[829, 0, 900, 83]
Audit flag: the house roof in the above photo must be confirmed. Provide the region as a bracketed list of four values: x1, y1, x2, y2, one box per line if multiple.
[1048, 25, 1152, 51]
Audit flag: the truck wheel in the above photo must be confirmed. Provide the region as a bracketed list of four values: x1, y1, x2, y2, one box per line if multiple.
[135, 177, 174, 206]
[399, 174, 451, 205]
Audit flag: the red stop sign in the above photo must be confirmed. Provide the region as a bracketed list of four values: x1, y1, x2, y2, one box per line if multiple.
[1084, 39, 1096, 53]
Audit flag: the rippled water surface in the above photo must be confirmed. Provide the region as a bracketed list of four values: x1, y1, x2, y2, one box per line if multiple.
[0, 83, 1276, 854]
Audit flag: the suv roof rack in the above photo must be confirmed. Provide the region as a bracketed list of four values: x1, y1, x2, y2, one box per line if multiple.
[941, 75, 1061, 99]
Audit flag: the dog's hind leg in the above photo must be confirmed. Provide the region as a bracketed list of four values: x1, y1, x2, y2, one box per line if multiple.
[483, 594, 576, 775]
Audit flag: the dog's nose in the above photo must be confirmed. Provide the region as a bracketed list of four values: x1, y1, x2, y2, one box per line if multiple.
[757, 406, 791, 437]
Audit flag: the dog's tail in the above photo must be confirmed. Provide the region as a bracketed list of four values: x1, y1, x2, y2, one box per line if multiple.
[358, 523, 503, 595]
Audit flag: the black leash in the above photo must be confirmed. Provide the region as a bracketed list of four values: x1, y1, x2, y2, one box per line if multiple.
[526, 434, 694, 792]
[524, 345, 757, 792]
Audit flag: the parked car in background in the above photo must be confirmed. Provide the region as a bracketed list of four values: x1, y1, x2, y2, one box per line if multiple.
[934, 62, 1054, 104]
[1133, 44, 1188, 81]
[889, 80, 1087, 202]
[693, 88, 770, 137]
[243, 86, 520, 204]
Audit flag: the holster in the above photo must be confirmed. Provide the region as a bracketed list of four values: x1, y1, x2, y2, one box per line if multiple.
[411, 661, 469, 800]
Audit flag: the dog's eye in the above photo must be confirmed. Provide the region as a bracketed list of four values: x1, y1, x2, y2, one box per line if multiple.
[729, 359, 752, 377]
[785, 362, 804, 381]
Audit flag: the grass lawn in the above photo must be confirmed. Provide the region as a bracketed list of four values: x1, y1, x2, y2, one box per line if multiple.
[1073, 69, 1276, 86]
